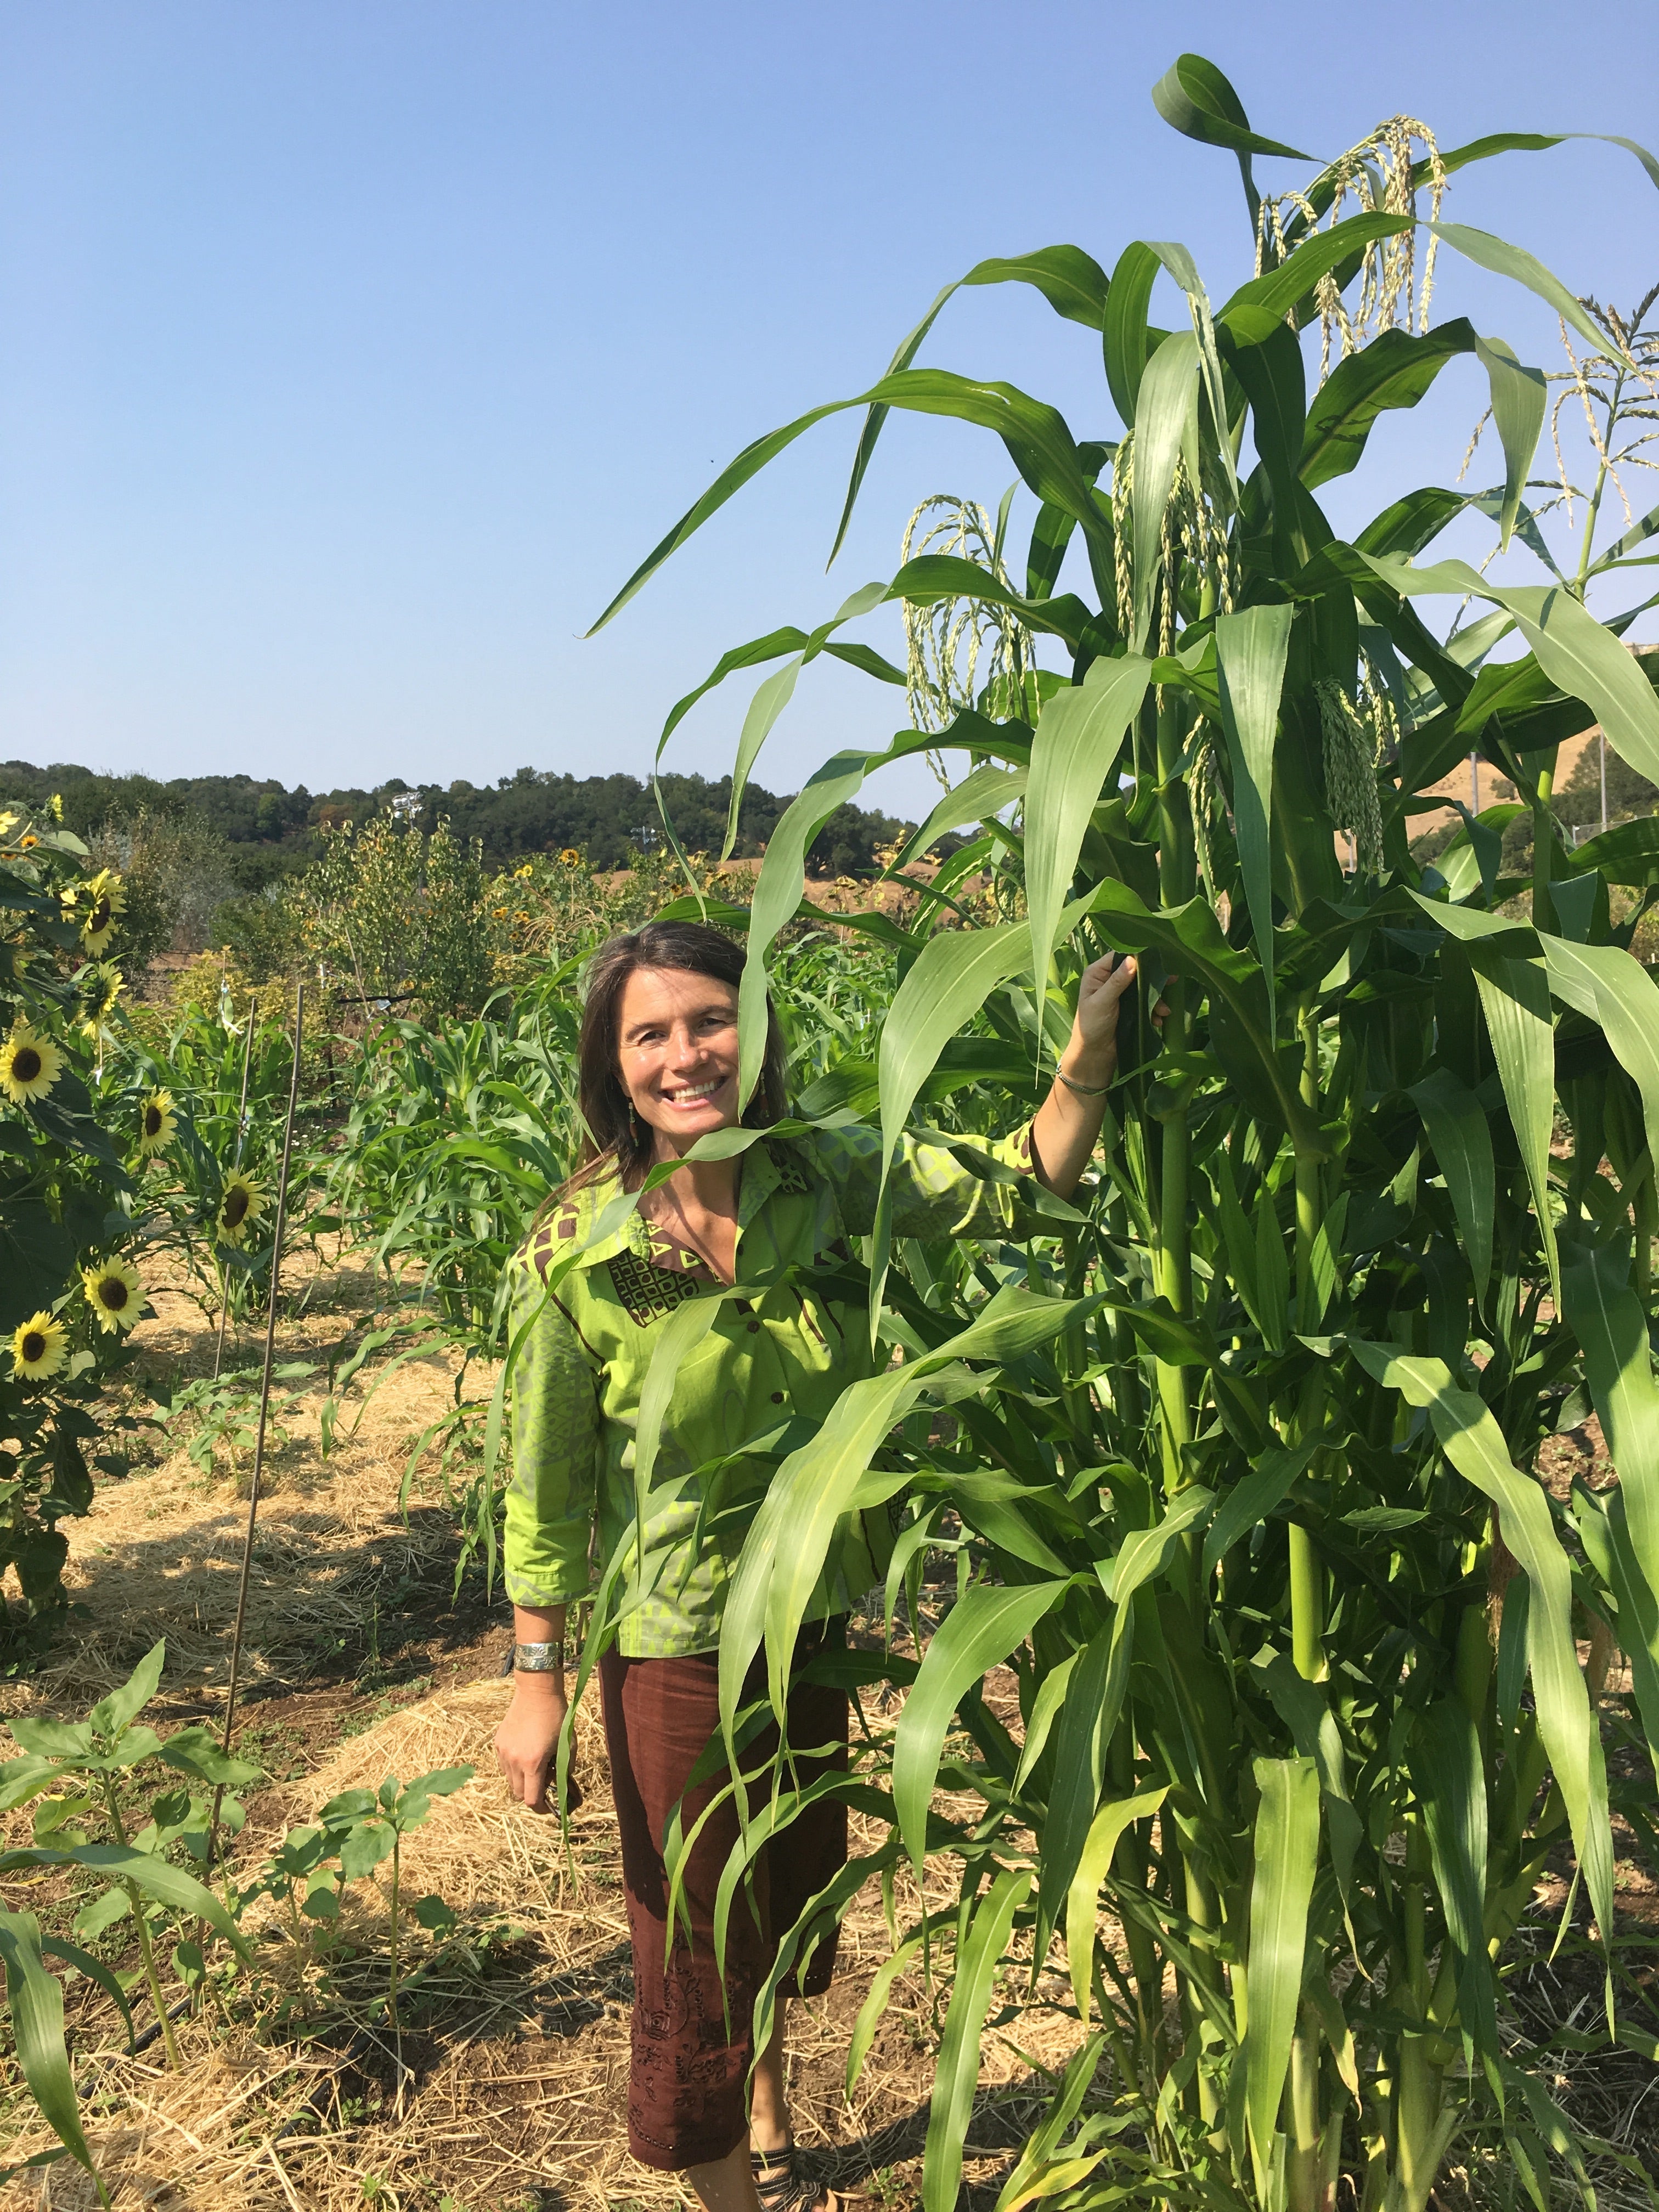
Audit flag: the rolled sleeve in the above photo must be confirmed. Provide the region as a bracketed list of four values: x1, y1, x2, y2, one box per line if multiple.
[504, 1261, 602, 1608]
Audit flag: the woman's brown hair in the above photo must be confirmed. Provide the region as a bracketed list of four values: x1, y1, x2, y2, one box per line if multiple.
[558, 921, 788, 1198]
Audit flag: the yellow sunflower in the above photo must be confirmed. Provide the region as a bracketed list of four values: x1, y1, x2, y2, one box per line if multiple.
[10, 1311, 68, 1383]
[559, 848, 581, 867]
[216, 1171, 267, 1245]
[138, 1088, 177, 1157]
[77, 870, 126, 953]
[82, 1255, 143, 1335]
[75, 962, 123, 1038]
[0, 1020, 65, 1106]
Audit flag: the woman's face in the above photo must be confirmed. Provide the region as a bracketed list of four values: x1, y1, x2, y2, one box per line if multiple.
[616, 966, 742, 1154]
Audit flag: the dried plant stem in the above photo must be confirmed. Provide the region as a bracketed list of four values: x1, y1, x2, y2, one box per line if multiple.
[209, 984, 306, 1861]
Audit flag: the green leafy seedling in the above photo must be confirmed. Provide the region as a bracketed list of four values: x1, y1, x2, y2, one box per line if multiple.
[318, 1764, 474, 2029]
[0, 1640, 258, 2073]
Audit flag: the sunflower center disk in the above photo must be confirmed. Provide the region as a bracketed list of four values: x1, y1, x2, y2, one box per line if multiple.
[14, 1049, 41, 1082]
[21, 1333, 44, 1362]
[101, 1282, 128, 1310]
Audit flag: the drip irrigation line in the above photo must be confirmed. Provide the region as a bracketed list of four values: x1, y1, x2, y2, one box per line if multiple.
[207, 984, 304, 1866]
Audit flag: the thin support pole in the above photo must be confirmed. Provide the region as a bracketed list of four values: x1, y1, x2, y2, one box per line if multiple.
[212, 1000, 259, 1381]
[209, 985, 304, 1859]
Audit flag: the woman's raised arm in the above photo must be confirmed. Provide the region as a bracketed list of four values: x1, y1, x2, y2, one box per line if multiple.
[1028, 951, 1146, 1200]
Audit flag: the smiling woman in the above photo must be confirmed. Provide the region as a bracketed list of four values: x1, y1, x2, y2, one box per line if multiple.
[492, 919, 1143, 2212]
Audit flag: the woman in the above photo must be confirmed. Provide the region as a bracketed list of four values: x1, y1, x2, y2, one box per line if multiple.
[495, 919, 1142, 2212]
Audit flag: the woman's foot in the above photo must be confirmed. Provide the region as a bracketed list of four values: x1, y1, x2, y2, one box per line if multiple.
[751, 2142, 839, 2212]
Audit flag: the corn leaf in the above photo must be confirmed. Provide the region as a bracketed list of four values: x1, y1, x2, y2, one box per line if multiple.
[1242, 1754, 1321, 2182]
[1025, 657, 1153, 989]
[1215, 604, 1294, 1024]
[1538, 932, 1659, 1168]
[1409, 1066, 1496, 1305]
[1412, 1700, 1497, 2056]
[923, 1867, 1033, 2212]
[1132, 331, 1200, 649]
[1066, 1786, 1170, 2017]
[1561, 1238, 1659, 1766]
[0, 1911, 99, 2193]
[1474, 336, 1547, 552]
[1299, 322, 1479, 489]
[893, 1580, 1070, 1875]
[1345, 1342, 1616, 1965]
[1428, 223, 1603, 349]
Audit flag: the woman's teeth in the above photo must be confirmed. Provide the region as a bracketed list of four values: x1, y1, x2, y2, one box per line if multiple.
[665, 1079, 723, 1106]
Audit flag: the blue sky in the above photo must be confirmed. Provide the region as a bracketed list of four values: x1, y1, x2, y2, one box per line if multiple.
[2, 1, 1656, 823]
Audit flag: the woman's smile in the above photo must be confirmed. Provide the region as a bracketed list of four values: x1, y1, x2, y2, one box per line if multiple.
[661, 1073, 727, 1107]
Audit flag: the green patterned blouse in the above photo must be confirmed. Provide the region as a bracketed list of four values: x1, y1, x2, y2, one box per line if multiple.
[504, 1119, 1047, 1658]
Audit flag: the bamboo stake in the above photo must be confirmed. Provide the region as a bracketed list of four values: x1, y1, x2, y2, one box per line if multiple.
[211, 993, 259, 1381]
[208, 985, 304, 1860]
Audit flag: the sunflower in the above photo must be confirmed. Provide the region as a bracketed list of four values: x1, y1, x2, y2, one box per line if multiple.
[0, 1019, 66, 1105]
[74, 962, 123, 1038]
[76, 870, 126, 953]
[138, 1087, 177, 1157]
[10, 1311, 68, 1383]
[82, 1255, 143, 1335]
[559, 848, 581, 867]
[216, 1171, 267, 1245]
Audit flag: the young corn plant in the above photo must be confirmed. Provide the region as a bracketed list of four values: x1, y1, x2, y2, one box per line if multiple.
[591, 55, 1659, 2212]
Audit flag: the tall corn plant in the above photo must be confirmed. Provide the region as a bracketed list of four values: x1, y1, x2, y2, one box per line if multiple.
[591, 58, 1659, 2212]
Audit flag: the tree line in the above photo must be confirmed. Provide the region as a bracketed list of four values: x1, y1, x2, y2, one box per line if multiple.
[0, 760, 912, 879]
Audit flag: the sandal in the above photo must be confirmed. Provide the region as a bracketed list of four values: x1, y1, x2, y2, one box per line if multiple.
[752, 2143, 838, 2212]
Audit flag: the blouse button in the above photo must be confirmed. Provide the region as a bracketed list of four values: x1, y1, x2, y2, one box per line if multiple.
[770, 1390, 785, 1404]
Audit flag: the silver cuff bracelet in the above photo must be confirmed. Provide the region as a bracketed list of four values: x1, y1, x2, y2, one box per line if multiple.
[513, 1641, 565, 1672]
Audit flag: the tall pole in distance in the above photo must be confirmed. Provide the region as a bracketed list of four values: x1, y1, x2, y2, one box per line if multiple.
[211, 1000, 258, 1382]
[209, 985, 304, 1862]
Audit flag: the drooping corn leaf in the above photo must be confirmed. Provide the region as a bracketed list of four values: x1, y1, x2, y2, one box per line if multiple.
[893, 1580, 1070, 1875]
[923, 1867, 1033, 2212]
[1241, 1755, 1321, 2183]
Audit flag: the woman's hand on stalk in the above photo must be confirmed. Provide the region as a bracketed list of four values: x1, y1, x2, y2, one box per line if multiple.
[1072, 951, 1149, 1067]
[1031, 952, 1164, 1199]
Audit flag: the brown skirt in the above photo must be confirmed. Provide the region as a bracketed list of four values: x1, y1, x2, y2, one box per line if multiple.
[599, 1621, 849, 2171]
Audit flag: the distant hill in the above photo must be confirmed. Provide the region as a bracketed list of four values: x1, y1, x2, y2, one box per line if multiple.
[0, 760, 912, 880]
